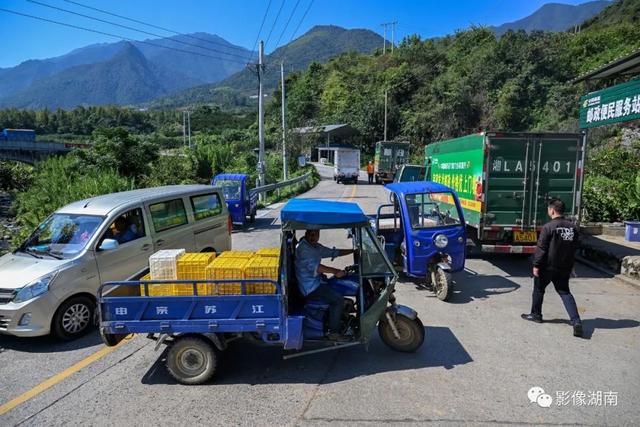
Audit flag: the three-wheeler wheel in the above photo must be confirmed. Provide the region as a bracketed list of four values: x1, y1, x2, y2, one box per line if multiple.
[378, 314, 425, 353]
[166, 336, 218, 385]
[432, 267, 453, 302]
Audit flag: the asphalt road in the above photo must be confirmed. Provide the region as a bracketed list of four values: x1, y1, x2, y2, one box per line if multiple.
[1, 164, 638, 426]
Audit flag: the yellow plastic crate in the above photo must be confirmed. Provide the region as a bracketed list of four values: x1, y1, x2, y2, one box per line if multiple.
[255, 248, 281, 258]
[139, 273, 176, 296]
[217, 250, 255, 259]
[205, 257, 249, 295]
[175, 253, 217, 295]
[244, 256, 279, 294]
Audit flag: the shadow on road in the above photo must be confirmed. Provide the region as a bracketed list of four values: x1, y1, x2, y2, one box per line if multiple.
[140, 326, 472, 385]
[431, 267, 521, 304]
[483, 253, 609, 280]
[0, 329, 102, 353]
[543, 317, 640, 340]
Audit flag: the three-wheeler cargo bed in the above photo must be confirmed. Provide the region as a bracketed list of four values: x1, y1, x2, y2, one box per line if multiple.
[99, 280, 284, 336]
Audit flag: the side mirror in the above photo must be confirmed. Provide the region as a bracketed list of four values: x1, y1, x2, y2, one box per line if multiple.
[99, 239, 119, 251]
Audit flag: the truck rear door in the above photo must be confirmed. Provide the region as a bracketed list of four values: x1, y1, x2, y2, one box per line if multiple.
[486, 133, 582, 229]
[530, 134, 583, 226]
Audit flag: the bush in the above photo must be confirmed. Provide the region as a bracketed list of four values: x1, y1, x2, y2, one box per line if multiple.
[13, 156, 133, 245]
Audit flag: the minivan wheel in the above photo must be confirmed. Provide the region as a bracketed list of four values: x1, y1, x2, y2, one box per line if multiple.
[52, 296, 95, 340]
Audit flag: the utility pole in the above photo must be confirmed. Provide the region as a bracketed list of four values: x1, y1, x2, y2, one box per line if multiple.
[182, 111, 186, 146]
[381, 23, 387, 54]
[187, 111, 191, 149]
[257, 41, 266, 201]
[384, 90, 388, 141]
[391, 21, 397, 52]
[281, 61, 288, 181]
[381, 21, 397, 54]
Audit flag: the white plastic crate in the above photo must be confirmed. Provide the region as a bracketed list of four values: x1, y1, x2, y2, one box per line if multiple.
[149, 249, 185, 280]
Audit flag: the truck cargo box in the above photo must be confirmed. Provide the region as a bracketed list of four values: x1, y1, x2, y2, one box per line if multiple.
[425, 132, 585, 253]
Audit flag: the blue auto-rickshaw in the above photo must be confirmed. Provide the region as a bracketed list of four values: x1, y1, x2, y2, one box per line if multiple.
[212, 173, 258, 225]
[374, 182, 466, 301]
[98, 198, 424, 385]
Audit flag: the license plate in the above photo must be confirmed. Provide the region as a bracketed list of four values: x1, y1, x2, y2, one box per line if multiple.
[514, 230, 537, 243]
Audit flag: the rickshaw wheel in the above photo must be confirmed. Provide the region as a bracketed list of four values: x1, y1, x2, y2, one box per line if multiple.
[378, 315, 425, 352]
[166, 336, 218, 385]
[433, 268, 453, 302]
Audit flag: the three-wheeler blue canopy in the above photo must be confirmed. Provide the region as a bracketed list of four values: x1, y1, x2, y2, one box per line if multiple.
[281, 198, 370, 230]
[385, 181, 455, 196]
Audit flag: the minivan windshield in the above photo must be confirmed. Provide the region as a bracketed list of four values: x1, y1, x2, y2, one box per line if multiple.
[405, 192, 461, 229]
[216, 180, 242, 200]
[18, 214, 103, 259]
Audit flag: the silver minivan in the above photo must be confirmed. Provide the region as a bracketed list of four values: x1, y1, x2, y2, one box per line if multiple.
[0, 185, 231, 340]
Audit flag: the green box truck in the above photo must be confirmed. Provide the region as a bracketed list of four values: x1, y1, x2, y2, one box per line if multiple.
[374, 141, 410, 183]
[425, 132, 586, 254]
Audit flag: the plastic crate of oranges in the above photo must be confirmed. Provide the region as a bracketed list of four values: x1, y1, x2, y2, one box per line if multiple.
[205, 257, 249, 295]
[244, 256, 279, 294]
[255, 247, 280, 258]
[174, 253, 217, 295]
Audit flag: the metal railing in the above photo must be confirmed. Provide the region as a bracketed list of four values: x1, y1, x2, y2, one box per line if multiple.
[250, 171, 313, 197]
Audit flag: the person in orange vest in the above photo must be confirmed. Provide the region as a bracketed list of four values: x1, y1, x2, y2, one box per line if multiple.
[367, 161, 375, 184]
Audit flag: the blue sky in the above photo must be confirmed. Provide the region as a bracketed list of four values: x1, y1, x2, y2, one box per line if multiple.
[0, 0, 595, 68]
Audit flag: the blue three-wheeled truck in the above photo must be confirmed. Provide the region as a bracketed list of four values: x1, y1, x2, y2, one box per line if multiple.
[99, 198, 425, 384]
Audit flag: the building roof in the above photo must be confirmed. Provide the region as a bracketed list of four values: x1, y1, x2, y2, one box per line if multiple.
[292, 124, 358, 137]
[573, 48, 640, 83]
[57, 185, 217, 216]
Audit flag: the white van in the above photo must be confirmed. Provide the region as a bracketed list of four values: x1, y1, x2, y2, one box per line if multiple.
[0, 185, 231, 340]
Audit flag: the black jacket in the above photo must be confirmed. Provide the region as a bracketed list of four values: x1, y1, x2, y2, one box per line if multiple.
[532, 216, 580, 273]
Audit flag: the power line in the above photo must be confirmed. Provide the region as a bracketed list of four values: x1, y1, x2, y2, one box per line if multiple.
[27, 0, 249, 60]
[0, 7, 248, 64]
[264, 0, 286, 49]
[62, 0, 249, 54]
[287, 0, 314, 44]
[273, 0, 301, 51]
[248, 0, 273, 63]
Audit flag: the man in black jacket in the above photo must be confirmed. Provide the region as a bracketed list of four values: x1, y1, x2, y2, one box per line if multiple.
[521, 198, 583, 337]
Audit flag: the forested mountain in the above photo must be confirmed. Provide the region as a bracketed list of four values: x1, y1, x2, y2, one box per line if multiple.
[0, 44, 200, 109]
[492, 1, 611, 35]
[0, 33, 250, 108]
[272, 0, 639, 145]
[151, 25, 384, 108]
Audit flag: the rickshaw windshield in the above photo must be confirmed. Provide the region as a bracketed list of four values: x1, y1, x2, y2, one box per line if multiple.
[405, 192, 461, 229]
[360, 227, 395, 277]
[216, 180, 242, 200]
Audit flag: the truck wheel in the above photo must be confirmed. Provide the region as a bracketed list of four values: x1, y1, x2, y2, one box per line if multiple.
[378, 314, 425, 352]
[166, 336, 218, 385]
[433, 268, 453, 301]
[52, 296, 95, 340]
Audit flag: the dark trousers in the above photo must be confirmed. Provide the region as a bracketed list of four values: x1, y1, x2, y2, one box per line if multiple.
[368, 173, 374, 184]
[531, 270, 581, 323]
[308, 282, 344, 333]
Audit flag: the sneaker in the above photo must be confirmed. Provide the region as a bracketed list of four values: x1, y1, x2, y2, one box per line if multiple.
[521, 313, 543, 323]
[573, 322, 583, 337]
[326, 332, 351, 342]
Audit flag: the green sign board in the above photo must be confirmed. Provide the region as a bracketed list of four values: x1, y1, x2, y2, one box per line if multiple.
[580, 79, 640, 128]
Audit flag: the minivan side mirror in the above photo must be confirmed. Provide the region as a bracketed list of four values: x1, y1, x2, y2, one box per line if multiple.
[99, 239, 119, 251]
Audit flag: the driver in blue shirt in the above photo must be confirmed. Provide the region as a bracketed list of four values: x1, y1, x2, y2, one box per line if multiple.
[295, 229, 356, 341]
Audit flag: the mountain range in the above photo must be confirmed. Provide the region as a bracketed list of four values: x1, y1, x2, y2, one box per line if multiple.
[492, 0, 611, 35]
[0, 33, 252, 109]
[0, 1, 614, 110]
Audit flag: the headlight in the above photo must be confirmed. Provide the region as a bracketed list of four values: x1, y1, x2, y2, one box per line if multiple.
[434, 234, 448, 249]
[13, 272, 57, 303]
